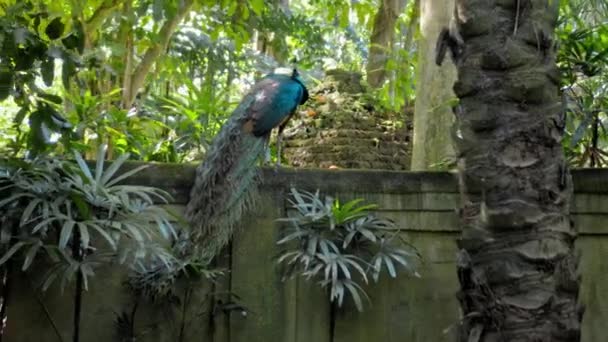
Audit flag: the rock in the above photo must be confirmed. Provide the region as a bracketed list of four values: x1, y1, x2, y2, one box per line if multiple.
[282, 69, 412, 171]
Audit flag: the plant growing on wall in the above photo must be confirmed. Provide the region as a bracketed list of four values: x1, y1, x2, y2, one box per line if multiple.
[117, 229, 226, 342]
[0, 145, 178, 342]
[276, 188, 420, 312]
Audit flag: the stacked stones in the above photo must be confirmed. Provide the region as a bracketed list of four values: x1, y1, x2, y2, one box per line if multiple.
[283, 69, 411, 170]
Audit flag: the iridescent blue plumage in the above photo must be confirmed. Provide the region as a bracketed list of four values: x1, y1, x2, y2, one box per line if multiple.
[245, 72, 309, 137]
[185, 68, 308, 260]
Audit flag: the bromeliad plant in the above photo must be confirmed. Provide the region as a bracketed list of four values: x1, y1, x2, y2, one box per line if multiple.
[276, 188, 420, 312]
[0, 145, 178, 342]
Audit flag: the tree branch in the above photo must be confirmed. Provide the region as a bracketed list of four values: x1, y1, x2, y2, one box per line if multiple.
[123, 0, 194, 109]
[120, 0, 134, 107]
[83, 0, 123, 48]
[366, 0, 407, 88]
[85, 0, 122, 33]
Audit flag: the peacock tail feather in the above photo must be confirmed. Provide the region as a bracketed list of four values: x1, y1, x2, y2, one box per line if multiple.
[184, 95, 266, 260]
[185, 68, 308, 261]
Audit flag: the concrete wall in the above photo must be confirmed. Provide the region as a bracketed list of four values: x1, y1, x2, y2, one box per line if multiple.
[5, 165, 608, 342]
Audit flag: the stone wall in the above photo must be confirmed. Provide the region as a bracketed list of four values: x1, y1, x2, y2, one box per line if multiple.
[5, 165, 608, 342]
[283, 70, 411, 170]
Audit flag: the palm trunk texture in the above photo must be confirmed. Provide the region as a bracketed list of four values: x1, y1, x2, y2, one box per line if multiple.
[450, 1, 582, 341]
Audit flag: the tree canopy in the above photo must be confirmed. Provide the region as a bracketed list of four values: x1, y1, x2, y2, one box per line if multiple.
[0, 0, 605, 167]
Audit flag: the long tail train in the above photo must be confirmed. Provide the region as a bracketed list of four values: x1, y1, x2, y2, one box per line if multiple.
[184, 97, 266, 260]
[184, 68, 308, 260]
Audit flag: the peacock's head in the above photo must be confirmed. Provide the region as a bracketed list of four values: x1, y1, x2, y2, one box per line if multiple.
[273, 67, 294, 76]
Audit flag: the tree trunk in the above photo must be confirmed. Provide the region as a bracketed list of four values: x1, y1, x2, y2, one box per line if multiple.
[121, 0, 194, 109]
[410, 0, 456, 170]
[451, 1, 582, 341]
[366, 0, 407, 88]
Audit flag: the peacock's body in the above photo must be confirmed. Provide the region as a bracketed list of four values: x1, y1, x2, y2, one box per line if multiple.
[185, 68, 308, 259]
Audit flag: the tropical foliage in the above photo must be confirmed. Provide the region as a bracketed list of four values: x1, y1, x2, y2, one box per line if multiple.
[276, 188, 419, 311]
[0, 145, 177, 289]
[0, 0, 605, 166]
[0, 0, 419, 162]
[558, 0, 608, 166]
[0, 144, 182, 340]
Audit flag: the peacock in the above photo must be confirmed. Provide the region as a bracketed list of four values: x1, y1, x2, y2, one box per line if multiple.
[184, 67, 309, 260]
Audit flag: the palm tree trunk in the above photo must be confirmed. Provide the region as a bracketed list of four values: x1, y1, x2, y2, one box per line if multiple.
[449, 1, 582, 340]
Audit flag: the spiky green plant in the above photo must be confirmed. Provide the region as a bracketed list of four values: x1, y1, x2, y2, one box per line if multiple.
[276, 188, 420, 312]
[126, 228, 225, 303]
[0, 145, 179, 342]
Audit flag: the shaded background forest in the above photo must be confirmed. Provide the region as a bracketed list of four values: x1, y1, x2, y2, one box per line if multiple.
[0, 0, 606, 167]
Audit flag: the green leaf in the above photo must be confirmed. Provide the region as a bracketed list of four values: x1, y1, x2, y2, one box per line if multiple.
[105, 163, 148, 187]
[78, 223, 90, 249]
[42, 265, 61, 291]
[89, 223, 117, 250]
[71, 193, 90, 220]
[0, 193, 36, 211]
[344, 281, 367, 312]
[22, 241, 42, 270]
[39, 92, 62, 105]
[13, 106, 29, 125]
[31, 217, 58, 234]
[94, 144, 108, 183]
[384, 256, 396, 277]
[0, 242, 25, 265]
[62, 33, 79, 50]
[14, 48, 36, 71]
[250, 0, 264, 15]
[20, 198, 42, 226]
[70, 19, 85, 54]
[73, 150, 93, 182]
[59, 220, 75, 249]
[339, 6, 349, 28]
[45, 18, 65, 40]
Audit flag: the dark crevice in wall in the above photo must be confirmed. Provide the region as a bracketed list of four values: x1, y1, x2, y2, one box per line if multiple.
[329, 301, 337, 342]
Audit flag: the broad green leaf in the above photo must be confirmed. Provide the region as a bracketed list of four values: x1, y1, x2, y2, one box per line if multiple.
[250, 0, 264, 16]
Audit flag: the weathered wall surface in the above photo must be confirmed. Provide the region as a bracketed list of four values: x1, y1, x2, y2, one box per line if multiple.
[5, 166, 608, 342]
